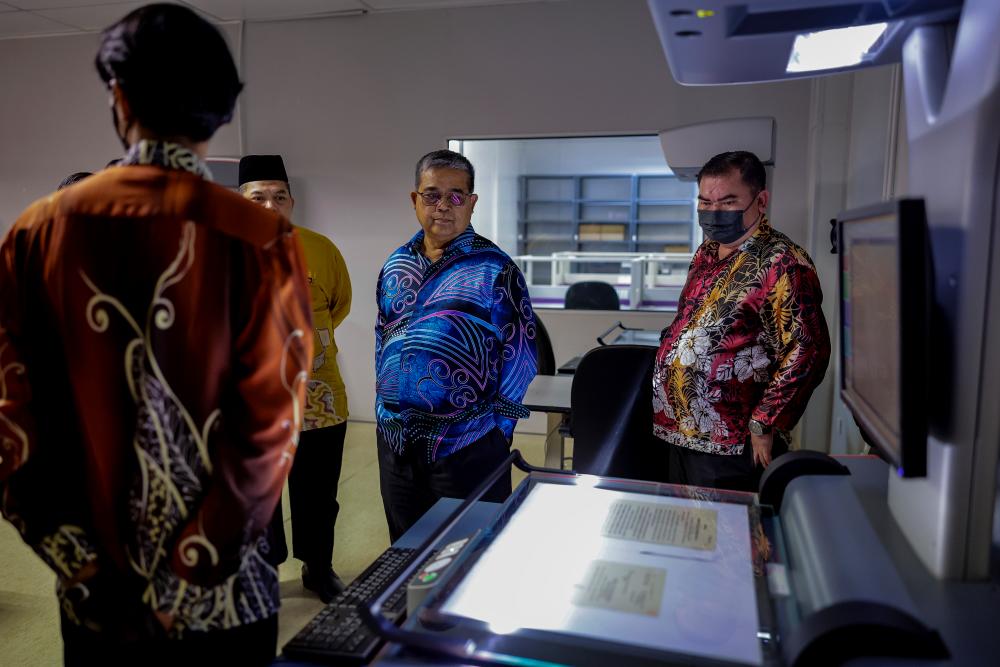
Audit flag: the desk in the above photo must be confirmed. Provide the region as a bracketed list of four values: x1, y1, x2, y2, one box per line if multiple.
[558, 327, 661, 377]
[610, 328, 661, 347]
[556, 355, 581, 375]
[522, 375, 572, 469]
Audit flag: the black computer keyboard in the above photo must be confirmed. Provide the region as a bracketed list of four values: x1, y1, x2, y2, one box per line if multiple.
[282, 546, 421, 665]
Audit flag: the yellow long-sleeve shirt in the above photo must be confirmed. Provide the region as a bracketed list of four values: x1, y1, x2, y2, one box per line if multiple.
[297, 225, 351, 429]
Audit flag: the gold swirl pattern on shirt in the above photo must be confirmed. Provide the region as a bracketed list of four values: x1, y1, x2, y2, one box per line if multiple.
[281, 328, 308, 457]
[81, 221, 279, 631]
[81, 221, 216, 571]
[0, 323, 29, 470]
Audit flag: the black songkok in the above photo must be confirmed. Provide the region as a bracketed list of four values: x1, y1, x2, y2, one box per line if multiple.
[238, 155, 288, 186]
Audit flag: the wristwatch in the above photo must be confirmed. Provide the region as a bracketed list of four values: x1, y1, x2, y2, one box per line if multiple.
[748, 419, 771, 436]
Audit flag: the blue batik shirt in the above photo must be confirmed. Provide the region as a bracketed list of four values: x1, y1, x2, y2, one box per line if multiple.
[375, 225, 538, 462]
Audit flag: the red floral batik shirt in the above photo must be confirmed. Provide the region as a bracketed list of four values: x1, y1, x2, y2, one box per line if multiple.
[653, 219, 830, 455]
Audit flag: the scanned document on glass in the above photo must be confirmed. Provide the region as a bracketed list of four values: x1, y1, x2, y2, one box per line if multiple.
[602, 499, 717, 551]
[572, 560, 666, 616]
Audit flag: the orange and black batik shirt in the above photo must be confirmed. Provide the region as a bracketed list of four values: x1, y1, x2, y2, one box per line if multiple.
[0, 141, 312, 634]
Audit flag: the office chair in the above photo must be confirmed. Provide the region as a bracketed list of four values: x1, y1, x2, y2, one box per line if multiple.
[568, 345, 668, 482]
[564, 281, 621, 310]
[534, 314, 557, 376]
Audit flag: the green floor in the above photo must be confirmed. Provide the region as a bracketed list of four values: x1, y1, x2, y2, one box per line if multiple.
[0, 421, 548, 664]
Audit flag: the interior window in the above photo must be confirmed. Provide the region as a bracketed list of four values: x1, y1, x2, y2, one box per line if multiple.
[451, 136, 698, 311]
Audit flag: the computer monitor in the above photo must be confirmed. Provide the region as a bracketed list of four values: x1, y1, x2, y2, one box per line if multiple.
[838, 199, 930, 477]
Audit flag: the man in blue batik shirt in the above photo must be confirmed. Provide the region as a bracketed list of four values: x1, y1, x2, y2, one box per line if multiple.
[375, 150, 537, 541]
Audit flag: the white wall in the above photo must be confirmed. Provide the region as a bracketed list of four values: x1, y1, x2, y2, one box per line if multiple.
[0, 33, 119, 228]
[495, 142, 520, 253]
[459, 139, 522, 252]
[240, 0, 816, 425]
[0, 24, 243, 230]
[540, 308, 671, 369]
[800, 64, 905, 454]
[515, 135, 671, 175]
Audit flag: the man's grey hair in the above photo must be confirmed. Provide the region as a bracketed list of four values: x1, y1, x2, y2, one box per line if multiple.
[414, 149, 475, 192]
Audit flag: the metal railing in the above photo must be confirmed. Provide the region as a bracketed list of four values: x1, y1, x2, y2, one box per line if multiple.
[512, 251, 692, 310]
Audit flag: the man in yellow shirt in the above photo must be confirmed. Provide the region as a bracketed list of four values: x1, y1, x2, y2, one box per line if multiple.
[239, 155, 352, 602]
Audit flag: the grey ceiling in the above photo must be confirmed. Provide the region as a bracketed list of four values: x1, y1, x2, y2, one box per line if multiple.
[0, 0, 557, 39]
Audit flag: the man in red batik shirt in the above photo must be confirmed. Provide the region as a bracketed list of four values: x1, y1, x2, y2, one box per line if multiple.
[653, 151, 830, 492]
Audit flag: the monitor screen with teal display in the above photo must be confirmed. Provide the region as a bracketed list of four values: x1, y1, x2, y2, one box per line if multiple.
[838, 199, 930, 477]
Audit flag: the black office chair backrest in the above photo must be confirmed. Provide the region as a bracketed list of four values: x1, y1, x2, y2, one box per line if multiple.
[534, 314, 557, 376]
[564, 281, 621, 310]
[569, 345, 668, 482]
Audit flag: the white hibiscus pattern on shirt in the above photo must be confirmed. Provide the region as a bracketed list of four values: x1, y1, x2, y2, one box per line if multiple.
[668, 375, 728, 440]
[651, 369, 675, 421]
[716, 345, 770, 383]
[670, 326, 711, 367]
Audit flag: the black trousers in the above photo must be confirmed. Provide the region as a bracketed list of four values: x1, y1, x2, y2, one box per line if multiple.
[267, 422, 347, 566]
[378, 428, 512, 543]
[666, 434, 789, 493]
[62, 611, 277, 667]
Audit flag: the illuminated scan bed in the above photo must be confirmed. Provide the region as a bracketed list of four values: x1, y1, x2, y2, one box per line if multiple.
[368, 466, 785, 667]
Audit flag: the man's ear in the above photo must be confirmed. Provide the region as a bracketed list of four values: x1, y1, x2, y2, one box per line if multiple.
[469, 193, 479, 213]
[410, 191, 419, 208]
[757, 189, 770, 213]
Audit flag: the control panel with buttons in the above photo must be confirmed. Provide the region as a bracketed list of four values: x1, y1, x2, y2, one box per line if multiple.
[406, 536, 472, 616]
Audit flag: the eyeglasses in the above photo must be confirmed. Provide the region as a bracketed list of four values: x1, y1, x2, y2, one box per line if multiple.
[417, 191, 472, 207]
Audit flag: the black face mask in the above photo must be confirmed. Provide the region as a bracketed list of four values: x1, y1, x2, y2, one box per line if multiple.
[698, 197, 758, 245]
